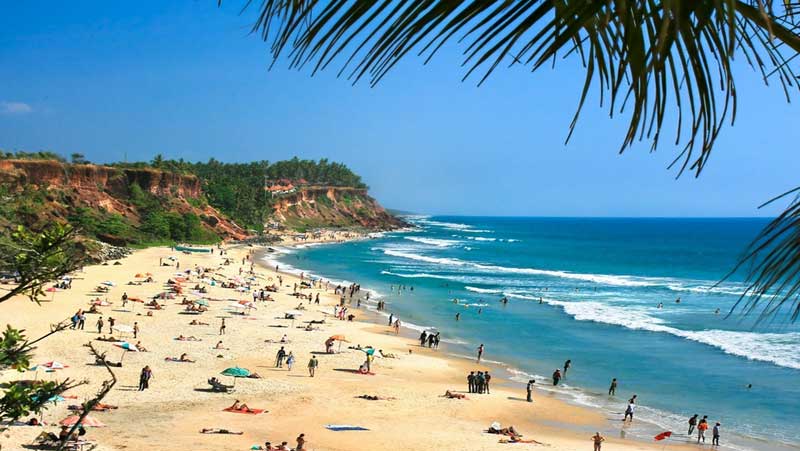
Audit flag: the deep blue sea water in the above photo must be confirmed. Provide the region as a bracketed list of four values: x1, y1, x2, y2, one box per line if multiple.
[269, 217, 800, 450]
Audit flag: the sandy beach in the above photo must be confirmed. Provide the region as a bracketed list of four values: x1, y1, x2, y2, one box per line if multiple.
[0, 238, 691, 451]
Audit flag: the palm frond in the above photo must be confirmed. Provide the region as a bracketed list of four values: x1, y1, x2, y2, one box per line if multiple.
[233, 0, 800, 176]
[228, 0, 800, 321]
[725, 186, 800, 322]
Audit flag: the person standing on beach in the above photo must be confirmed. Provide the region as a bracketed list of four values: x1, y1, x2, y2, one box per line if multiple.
[688, 414, 698, 435]
[108, 317, 115, 334]
[133, 322, 139, 338]
[296, 433, 306, 451]
[475, 371, 485, 394]
[697, 416, 708, 443]
[712, 422, 721, 446]
[393, 319, 401, 334]
[608, 378, 617, 396]
[138, 365, 152, 391]
[591, 432, 605, 451]
[219, 318, 226, 335]
[78, 312, 85, 330]
[419, 331, 427, 347]
[468, 371, 475, 393]
[96, 316, 104, 334]
[308, 355, 319, 377]
[484, 371, 492, 394]
[286, 352, 295, 371]
[477, 344, 484, 363]
[388, 313, 394, 326]
[526, 380, 535, 402]
[275, 346, 286, 368]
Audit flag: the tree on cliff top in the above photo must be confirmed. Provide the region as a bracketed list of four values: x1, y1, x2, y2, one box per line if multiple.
[230, 0, 800, 321]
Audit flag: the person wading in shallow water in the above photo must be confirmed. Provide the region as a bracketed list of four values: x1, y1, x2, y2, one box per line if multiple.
[476, 344, 484, 363]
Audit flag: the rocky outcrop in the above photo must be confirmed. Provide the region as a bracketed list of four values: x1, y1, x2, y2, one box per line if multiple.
[271, 186, 405, 230]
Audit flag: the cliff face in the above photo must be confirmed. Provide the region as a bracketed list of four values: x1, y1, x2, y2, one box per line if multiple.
[0, 159, 248, 241]
[271, 186, 405, 230]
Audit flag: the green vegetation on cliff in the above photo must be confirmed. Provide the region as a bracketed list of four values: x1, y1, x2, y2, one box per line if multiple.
[0, 152, 396, 246]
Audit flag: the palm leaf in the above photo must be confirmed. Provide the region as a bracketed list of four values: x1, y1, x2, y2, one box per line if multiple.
[227, 0, 800, 320]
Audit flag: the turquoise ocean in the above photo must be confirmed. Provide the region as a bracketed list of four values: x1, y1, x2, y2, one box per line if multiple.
[267, 216, 800, 450]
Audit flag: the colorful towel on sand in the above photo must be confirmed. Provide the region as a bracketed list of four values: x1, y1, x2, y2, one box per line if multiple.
[325, 425, 369, 431]
[222, 407, 265, 415]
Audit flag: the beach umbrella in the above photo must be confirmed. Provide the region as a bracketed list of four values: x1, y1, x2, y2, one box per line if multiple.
[221, 366, 251, 386]
[41, 361, 67, 370]
[101, 281, 115, 287]
[60, 415, 105, 427]
[194, 299, 209, 307]
[114, 342, 139, 352]
[112, 324, 134, 336]
[329, 335, 349, 351]
[361, 348, 375, 356]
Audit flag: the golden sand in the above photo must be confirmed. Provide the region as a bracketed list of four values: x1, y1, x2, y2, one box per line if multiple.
[0, 239, 689, 451]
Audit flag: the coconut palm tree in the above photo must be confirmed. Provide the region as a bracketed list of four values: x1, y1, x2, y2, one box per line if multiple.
[228, 0, 800, 320]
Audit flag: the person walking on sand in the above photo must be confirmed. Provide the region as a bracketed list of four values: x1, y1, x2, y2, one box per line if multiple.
[526, 379, 535, 402]
[477, 344, 484, 363]
[108, 317, 115, 335]
[591, 432, 605, 451]
[138, 365, 152, 391]
[133, 322, 139, 339]
[608, 378, 617, 396]
[712, 422, 721, 446]
[275, 346, 286, 368]
[393, 319, 401, 334]
[286, 352, 295, 371]
[296, 433, 306, 451]
[308, 355, 319, 377]
[96, 316, 104, 334]
[688, 414, 698, 435]
[219, 318, 226, 335]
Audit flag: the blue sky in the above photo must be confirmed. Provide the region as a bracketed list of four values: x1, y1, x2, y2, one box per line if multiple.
[1, 1, 798, 217]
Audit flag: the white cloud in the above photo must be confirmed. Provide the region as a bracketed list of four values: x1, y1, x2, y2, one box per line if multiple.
[1, 101, 33, 114]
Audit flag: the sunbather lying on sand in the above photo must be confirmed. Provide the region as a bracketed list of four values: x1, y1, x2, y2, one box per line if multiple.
[189, 320, 209, 325]
[379, 350, 398, 358]
[499, 436, 546, 444]
[176, 335, 201, 341]
[166, 353, 195, 363]
[488, 425, 521, 438]
[444, 390, 468, 399]
[200, 428, 242, 435]
[68, 403, 118, 412]
[228, 400, 253, 412]
[357, 394, 396, 401]
[95, 335, 117, 342]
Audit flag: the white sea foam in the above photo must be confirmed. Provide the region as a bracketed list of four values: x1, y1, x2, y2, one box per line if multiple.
[467, 237, 496, 242]
[540, 298, 800, 370]
[465, 286, 503, 294]
[381, 248, 671, 288]
[404, 236, 461, 247]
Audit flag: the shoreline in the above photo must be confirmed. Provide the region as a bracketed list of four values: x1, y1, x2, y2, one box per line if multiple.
[264, 236, 796, 451]
[0, 236, 713, 451]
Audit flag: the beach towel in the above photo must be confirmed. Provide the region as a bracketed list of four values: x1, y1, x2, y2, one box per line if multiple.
[222, 407, 265, 415]
[325, 425, 369, 431]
